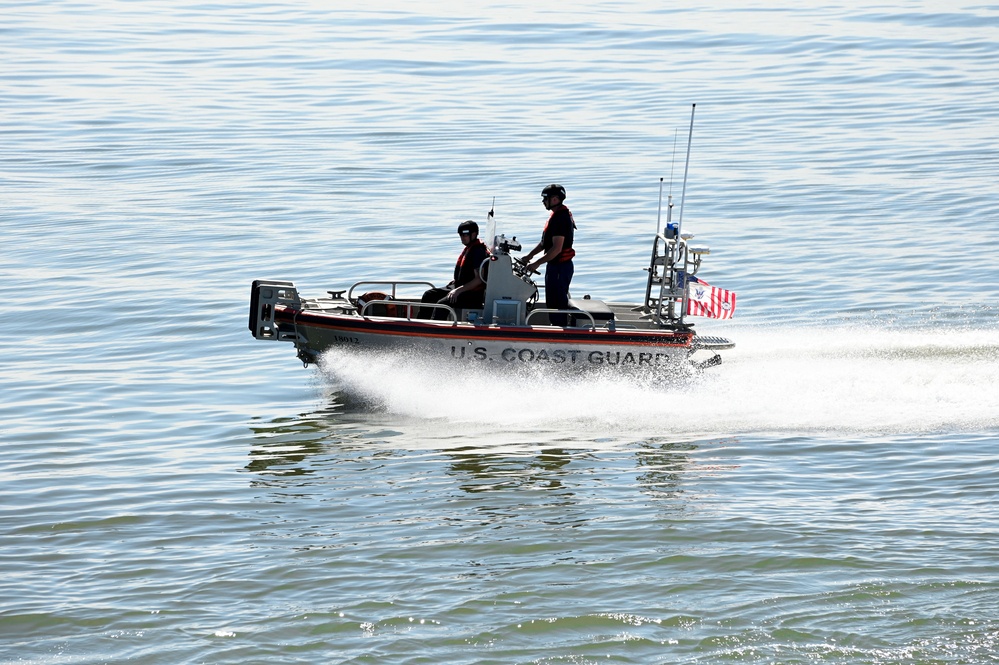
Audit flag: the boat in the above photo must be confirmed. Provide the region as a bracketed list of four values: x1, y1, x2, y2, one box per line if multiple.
[248, 107, 735, 375]
[248, 199, 735, 376]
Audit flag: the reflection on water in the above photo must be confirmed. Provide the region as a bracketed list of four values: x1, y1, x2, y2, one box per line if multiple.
[243, 395, 715, 523]
[445, 447, 574, 493]
[244, 403, 344, 482]
[634, 439, 697, 504]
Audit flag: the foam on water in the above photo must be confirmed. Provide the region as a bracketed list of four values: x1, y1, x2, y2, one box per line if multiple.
[318, 323, 999, 438]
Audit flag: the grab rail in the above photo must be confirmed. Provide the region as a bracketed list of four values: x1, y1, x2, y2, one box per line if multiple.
[359, 299, 457, 323]
[347, 280, 436, 302]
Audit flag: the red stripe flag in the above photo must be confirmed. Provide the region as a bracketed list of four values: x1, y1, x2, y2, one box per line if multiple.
[686, 277, 737, 319]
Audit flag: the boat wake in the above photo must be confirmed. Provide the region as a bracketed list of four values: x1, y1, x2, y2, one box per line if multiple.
[316, 324, 999, 438]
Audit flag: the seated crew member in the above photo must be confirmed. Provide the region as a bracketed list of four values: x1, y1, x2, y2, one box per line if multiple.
[420, 220, 490, 320]
[522, 183, 576, 326]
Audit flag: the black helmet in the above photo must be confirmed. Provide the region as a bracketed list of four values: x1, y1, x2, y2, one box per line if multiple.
[457, 220, 478, 235]
[541, 183, 566, 200]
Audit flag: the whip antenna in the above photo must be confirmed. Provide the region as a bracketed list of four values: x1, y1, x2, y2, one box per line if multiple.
[668, 128, 678, 198]
[677, 103, 696, 237]
[657, 128, 681, 238]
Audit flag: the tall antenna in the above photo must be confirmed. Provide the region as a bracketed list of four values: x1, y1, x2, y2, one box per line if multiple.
[676, 103, 696, 237]
[655, 178, 664, 237]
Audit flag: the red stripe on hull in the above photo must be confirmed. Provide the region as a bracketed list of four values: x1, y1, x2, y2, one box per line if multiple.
[276, 306, 692, 348]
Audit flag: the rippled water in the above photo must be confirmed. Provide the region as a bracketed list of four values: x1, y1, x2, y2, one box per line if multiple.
[3, 1, 999, 663]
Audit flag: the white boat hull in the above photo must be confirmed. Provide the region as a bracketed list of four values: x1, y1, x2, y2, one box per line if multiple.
[296, 317, 692, 371]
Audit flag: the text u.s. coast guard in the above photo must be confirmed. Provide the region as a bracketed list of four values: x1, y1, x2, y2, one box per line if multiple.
[451, 345, 675, 366]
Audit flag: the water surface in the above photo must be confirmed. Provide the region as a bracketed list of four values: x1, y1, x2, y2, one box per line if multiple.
[2, 1, 998, 663]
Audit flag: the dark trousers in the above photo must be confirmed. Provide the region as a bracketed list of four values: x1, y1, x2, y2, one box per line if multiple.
[419, 287, 484, 320]
[545, 260, 574, 326]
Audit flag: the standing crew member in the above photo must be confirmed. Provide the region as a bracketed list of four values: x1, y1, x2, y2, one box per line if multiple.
[523, 183, 576, 326]
[420, 220, 490, 320]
